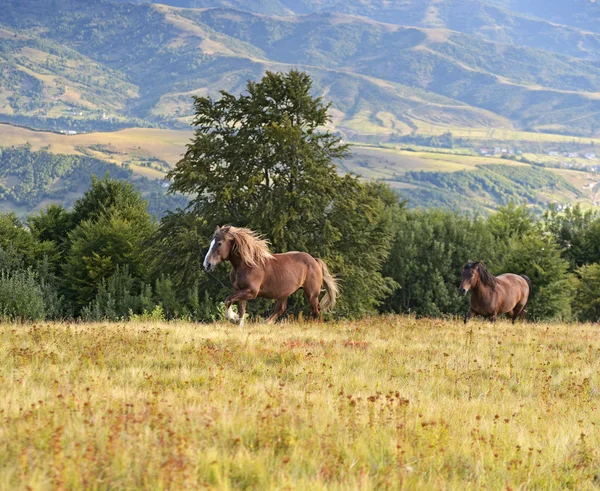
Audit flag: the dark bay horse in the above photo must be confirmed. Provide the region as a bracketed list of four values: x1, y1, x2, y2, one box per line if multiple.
[203, 226, 339, 326]
[459, 261, 531, 324]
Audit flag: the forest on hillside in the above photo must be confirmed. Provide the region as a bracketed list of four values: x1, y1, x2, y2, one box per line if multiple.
[0, 146, 187, 216]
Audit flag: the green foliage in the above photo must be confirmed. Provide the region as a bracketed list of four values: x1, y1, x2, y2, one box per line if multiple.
[487, 202, 536, 240]
[64, 211, 154, 310]
[62, 175, 156, 311]
[0, 269, 46, 321]
[71, 175, 152, 224]
[168, 70, 397, 316]
[326, 181, 399, 316]
[382, 208, 498, 316]
[81, 265, 142, 321]
[149, 211, 209, 290]
[0, 212, 44, 266]
[146, 211, 226, 321]
[154, 275, 181, 318]
[572, 263, 600, 322]
[496, 233, 575, 320]
[0, 245, 26, 274]
[544, 204, 600, 268]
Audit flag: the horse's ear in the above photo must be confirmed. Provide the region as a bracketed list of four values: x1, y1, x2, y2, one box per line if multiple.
[215, 225, 221, 232]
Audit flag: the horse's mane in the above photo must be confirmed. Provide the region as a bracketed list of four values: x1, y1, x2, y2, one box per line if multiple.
[468, 260, 497, 290]
[225, 226, 273, 267]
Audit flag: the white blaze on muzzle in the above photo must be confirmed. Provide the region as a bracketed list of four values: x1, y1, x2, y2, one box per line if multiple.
[203, 238, 216, 270]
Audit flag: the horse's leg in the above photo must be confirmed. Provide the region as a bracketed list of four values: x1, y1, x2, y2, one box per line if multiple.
[225, 297, 239, 323]
[304, 289, 320, 321]
[464, 309, 473, 325]
[266, 298, 287, 324]
[225, 288, 257, 324]
[237, 300, 247, 327]
[512, 301, 528, 324]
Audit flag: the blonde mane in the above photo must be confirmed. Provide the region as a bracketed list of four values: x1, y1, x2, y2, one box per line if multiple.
[226, 226, 273, 267]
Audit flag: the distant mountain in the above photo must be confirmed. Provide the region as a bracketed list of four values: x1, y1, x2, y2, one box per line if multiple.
[487, 0, 600, 33]
[2, 0, 600, 139]
[108, 0, 600, 57]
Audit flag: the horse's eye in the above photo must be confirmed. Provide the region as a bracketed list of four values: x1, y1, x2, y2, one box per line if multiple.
[217, 241, 222, 247]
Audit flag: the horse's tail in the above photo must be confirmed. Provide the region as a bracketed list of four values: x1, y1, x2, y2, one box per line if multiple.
[316, 259, 339, 312]
[521, 274, 532, 294]
[521, 275, 532, 309]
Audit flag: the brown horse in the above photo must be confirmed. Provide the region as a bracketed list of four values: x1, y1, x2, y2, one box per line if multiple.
[459, 260, 531, 324]
[203, 226, 339, 326]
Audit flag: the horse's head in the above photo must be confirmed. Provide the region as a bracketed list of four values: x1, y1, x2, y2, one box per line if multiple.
[459, 260, 482, 295]
[203, 226, 234, 272]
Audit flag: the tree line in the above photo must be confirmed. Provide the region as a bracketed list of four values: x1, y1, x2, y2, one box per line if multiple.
[0, 71, 599, 323]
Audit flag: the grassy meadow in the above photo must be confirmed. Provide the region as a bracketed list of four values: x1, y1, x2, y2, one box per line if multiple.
[1, 317, 599, 489]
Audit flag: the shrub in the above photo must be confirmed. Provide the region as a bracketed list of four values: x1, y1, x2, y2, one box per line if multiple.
[0, 269, 46, 321]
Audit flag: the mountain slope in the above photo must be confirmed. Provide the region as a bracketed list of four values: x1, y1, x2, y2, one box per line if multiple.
[1, 0, 600, 138]
[111, 0, 600, 59]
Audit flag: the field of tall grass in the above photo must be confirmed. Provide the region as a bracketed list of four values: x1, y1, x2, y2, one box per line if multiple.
[1, 317, 599, 489]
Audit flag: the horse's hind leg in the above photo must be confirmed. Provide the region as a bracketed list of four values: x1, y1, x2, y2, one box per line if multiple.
[511, 301, 528, 324]
[304, 289, 320, 321]
[266, 298, 287, 324]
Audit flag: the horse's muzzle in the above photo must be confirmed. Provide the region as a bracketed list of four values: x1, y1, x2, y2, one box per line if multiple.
[458, 288, 467, 295]
[203, 263, 214, 273]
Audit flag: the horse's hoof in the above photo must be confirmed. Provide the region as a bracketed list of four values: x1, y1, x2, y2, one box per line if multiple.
[225, 304, 239, 323]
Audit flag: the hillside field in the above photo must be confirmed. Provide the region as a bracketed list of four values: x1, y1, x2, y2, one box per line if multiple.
[1, 317, 599, 489]
[0, 124, 191, 173]
[2, 124, 600, 213]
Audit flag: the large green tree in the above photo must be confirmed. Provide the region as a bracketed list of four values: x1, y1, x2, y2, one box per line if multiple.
[166, 70, 398, 316]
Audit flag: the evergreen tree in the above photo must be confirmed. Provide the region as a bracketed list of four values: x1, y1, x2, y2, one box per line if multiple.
[62, 176, 156, 311]
[71, 174, 150, 225]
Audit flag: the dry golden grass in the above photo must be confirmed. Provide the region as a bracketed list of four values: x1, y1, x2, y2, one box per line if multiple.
[1, 317, 599, 489]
